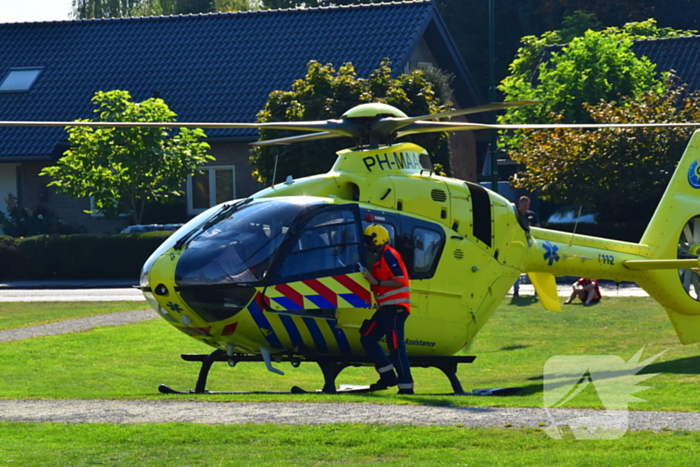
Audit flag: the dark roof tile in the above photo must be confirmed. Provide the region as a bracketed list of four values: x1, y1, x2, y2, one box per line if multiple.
[632, 36, 700, 91]
[0, 1, 476, 158]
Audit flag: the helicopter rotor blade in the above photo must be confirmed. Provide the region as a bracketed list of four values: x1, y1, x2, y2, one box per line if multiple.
[250, 131, 345, 147]
[395, 100, 542, 123]
[0, 120, 262, 129]
[396, 120, 700, 137]
[371, 100, 542, 135]
[0, 119, 358, 136]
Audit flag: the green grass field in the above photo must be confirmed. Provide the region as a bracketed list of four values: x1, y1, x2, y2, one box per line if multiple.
[0, 297, 698, 411]
[0, 301, 147, 330]
[1, 297, 699, 465]
[1, 423, 699, 466]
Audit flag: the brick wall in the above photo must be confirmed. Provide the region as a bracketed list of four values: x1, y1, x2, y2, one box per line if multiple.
[19, 161, 128, 234]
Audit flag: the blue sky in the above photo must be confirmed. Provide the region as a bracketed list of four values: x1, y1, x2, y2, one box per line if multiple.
[0, 0, 73, 23]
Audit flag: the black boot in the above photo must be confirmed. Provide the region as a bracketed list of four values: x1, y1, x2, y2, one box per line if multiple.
[369, 371, 398, 391]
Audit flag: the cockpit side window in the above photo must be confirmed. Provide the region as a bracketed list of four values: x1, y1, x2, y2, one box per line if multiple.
[278, 208, 361, 282]
[413, 227, 442, 273]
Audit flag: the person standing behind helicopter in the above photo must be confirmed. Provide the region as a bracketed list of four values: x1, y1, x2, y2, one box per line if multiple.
[359, 224, 414, 395]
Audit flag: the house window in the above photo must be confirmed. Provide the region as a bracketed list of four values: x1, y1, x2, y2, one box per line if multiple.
[187, 166, 236, 214]
[0, 67, 43, 92]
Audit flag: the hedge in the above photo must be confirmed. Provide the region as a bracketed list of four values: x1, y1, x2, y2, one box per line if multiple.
[0, 232, 173, 281]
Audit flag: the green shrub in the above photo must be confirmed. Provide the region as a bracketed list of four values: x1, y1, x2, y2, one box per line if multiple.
[0, 232, 173, 281]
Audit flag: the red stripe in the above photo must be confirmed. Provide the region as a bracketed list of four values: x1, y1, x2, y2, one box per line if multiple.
[391, 330, 398, 350]
[333, 274, 372, 306]
[275, 283, 305, 308]
[222, 322, 238, 336]
[361, 320, 377, 337]
[254, 292, 266, 309]
[302, 279, 338, 308]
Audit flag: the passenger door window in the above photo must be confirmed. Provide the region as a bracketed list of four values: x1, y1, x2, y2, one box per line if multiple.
[413, 227, 443, 274]
[279, 208, 361, 281]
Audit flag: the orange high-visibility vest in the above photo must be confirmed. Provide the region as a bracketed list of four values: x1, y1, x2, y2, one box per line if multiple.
[371, 245, 411, 313]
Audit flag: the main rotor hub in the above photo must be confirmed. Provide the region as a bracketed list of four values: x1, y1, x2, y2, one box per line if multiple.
[341, 103, 408, 119]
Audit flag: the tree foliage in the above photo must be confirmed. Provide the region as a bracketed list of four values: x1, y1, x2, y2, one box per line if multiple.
[249, 61, 453, 185]
[496, 18, 698, 158]
[503, 16, 695, 98]
[508, 76, 700, 223]
[71, 0, 259, 18]
[498, 23, 676, 130]
[40, 90, 212, 225]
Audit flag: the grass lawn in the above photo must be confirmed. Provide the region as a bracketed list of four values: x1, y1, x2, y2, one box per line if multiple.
[0, 297, 698, 411]
[0, 301, 148, 331]
[1, 297, 699, 465]
[1, 423, 699, 466]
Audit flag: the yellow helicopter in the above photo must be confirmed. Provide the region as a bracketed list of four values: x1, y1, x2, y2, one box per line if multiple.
[5, 101, 700, 394]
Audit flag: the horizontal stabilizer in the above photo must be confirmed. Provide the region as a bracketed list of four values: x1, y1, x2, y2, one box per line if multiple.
[528, 272, 561, 313]
[623, 258, 700, 270]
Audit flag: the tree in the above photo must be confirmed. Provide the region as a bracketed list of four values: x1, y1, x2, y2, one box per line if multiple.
[499, 25, 665, 130]
[72, 0, 259, 18]
[71, 0, 143, 18]
[496, 18, 699, 156]
[40, 90, 213, 225]
[249, 60, 453, 185]
[508, 75, 700, 223]
[502, 16, 695, 101]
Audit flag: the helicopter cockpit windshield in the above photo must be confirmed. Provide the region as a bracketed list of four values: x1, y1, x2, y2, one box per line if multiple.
[174, 198, 322, 286]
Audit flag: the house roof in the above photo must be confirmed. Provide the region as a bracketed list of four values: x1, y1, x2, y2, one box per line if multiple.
[632, 35, 700, 91]
[0, 0, 479, 160]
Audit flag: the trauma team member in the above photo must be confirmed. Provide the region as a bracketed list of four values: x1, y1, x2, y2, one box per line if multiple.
[360, 224, 414, 395]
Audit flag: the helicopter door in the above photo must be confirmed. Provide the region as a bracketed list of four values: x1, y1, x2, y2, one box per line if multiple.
[264, 205, 373, 324]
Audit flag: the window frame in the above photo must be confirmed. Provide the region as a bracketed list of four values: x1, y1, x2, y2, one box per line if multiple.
[186, 165, 236, 215]
[271, 204, 364, 284]
[411, 226, 444, 278]
[360, 208, 444, 280]
[0, 67, 43, 93]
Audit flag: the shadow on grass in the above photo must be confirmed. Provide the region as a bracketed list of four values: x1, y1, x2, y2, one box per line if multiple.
[509, 295, 539, 307]
[500, 345, 531, 351]
[526, 355, 700, 382]
[643, 355, 700, 375]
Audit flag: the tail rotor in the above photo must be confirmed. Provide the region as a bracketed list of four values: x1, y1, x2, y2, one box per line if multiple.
[678, 215, 700, 300]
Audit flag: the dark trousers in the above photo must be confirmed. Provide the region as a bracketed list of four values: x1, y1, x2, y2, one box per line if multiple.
[359, 305, 413, 385]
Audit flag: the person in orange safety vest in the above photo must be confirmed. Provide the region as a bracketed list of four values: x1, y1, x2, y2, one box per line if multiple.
[360, 223, 414, 395]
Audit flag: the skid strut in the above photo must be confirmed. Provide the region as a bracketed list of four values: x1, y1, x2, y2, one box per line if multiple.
[158, 350, 476, 395]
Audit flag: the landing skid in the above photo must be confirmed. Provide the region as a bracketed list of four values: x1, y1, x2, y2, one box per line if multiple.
[158, 349, 477, 395]
[290, 384, 376, 394]
[157, 384, 292, 395]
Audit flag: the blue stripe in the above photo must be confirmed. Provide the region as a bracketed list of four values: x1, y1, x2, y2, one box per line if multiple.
[247, 299, 283, 349]
[305, 295, 335, 309]
[339, 293, 370, 308]
[302, 317, 328, 353]
[279, 315, 304, 347]
[272, 296, 304, 311]
[327, 320, 351, 355]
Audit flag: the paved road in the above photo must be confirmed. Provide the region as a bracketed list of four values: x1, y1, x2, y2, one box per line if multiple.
[0, 287, 145, 302]
[0, 308, 156, 343]
[0, 399, 698, 433]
